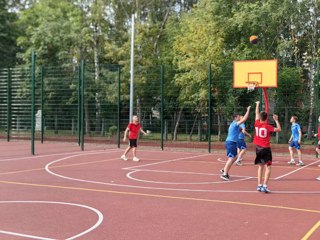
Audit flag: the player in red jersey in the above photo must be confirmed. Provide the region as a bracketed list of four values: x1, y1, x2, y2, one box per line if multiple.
[254, 101, 281, 193]
[121, 115, 147, 162]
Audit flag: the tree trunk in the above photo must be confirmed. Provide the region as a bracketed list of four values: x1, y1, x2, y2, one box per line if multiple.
[188, 114, 198, 141]
[85, 99, 90, 135]
[173, 107, 183, 141]
[307, 2, 318, 139]
[217, 109, 222, 141]
[283, 105, 289, 142]
[93, 23, 101, 133]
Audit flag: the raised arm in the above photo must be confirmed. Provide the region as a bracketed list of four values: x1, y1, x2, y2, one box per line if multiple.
[255, 101, 260, 120]
[273, 114, 281, 132]
[237, 106, 251, 125]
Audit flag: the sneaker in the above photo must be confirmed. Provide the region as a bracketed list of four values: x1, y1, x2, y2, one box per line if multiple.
[220, 169, 224, 174]
[288, 160, 295, 165]
[121, 155, 128, 161]
[316, 177, 320, 181]
[220, 174, 230, 181]
[133, 157, 140, 162]
[296, 161, 304, 166]
[257, 185, 263, 192]
[235, 160, 243, 166]
[261, 186, 271, 193]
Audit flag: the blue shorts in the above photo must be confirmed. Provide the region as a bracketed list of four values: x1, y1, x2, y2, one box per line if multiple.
[289, 140, 301, 150]
[225, 141, 237, 158]
[237, 139, 247, 150]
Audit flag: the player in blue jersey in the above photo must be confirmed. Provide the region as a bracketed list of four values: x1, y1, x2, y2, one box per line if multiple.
[221, 106, 251, 181]
[288, 115, 304, 166]
[235, 117, 252, 166]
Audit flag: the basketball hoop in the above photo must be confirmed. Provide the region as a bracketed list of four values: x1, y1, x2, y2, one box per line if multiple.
[246, 81, 259, 92]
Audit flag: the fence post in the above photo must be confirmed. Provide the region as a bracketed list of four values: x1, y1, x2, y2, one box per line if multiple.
[316, 60, 319, 158]
[81, 60, 85, 151]
[208, 64, 212, 153]
[77, 65, 81, 146]
[160, 65, 164, 150]
[40, 66, 44, 143]
[7, 68, 12, 142]
[31, 51, 36, 155]
[117, 64, 121, 148]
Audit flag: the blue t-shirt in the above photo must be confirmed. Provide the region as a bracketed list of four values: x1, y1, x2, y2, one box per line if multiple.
[291, 123, 301, 141]
[226, 121, 240, 142]
[238, 123, 245, 140]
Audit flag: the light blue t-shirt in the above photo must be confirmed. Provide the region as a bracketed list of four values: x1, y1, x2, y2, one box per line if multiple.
[291, 123, 301, 141]
[238, 123, 245, 140]
[226, 121, 240, 142]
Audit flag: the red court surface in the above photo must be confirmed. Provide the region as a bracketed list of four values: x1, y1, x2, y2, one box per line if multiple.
[0, 141, 320, 239]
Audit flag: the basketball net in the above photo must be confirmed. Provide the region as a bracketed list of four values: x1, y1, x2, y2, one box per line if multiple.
[246, 81, 258, 92]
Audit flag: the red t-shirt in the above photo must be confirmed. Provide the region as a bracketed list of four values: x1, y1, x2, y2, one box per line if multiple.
[318, 126, 320, 140]
[253, 120, 275, 148]
[127, 122, 141, 139]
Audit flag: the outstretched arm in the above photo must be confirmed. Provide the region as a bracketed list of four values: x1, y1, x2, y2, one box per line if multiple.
[244, 130, 252, 138]
[255, 101, 260, 120]
[273, 114, 281, 132]
[140, 128, 147, 135]
[237, 106, 251, 125]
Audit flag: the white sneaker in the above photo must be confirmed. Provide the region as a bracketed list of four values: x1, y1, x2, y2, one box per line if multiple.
[121, 155, 128, 161]
[133, 157, 140, 162]
[235, 160, 243, 166]
[317, 177, 320, 181]
[296, 161, 304, 166]
[288, 160, 295, 165]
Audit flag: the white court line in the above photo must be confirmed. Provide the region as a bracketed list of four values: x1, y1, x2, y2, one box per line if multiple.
[44, 151, 320, 194]
[275, 159, 320, 180]
[0, 230, 55, 240]
[0, 149, 120, 162]
[127, 170, 253, 185]
[0, 201, 104, 240]
[122, 153, 211, 170]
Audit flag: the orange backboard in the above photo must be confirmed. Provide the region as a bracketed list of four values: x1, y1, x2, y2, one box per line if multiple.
[233, 59, 278, 88]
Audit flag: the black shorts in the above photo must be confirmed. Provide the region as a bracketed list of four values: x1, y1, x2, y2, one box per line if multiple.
[129, 139, 137, 148]
[255, 146, 272, 166]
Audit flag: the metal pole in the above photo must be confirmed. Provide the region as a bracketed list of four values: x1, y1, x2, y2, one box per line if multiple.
[31, 51, 36, 155]
[160, 65, 164, 150]
[40, 66, 44, 143]
[129, 14, 135, 122]
[81, 60, 85, 151]
[117, 64, 121, 148]
[208, 64, 212, 153]
[7, 68, 11, 142]
[316, 61, 319, 158]
[77, 65, 81, 146]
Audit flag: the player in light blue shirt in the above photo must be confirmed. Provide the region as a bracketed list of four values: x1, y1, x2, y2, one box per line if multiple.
[288, 115, 304, 166]
[235, 118, 252, 166]
[221, 106, 251, 181]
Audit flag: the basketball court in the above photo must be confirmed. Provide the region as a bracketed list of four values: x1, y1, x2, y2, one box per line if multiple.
[0, 141, 319, 239]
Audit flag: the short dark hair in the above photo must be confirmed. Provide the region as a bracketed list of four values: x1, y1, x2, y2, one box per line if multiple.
[260, 111, 268, 121]
[233, 113, 239, 119]
[291, 115, 298, 122]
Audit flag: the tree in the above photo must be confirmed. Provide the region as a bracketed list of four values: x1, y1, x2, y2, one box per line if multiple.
[0, 0, 19, 67]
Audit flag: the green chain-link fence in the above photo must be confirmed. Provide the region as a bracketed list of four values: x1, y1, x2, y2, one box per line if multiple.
[0, 53, 319, 155]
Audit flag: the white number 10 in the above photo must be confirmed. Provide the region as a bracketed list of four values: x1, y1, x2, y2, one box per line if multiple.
[255, 127, 267, 138]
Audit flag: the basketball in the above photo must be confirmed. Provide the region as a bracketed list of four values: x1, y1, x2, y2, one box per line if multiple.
[249, 35, 258, 44]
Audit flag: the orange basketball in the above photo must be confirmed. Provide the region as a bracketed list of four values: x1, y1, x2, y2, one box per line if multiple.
[249, 35, 258, 44]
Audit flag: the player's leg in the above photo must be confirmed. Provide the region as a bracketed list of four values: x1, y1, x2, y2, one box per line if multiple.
[288, 143, 295, 164]
[121, 146, 131, 161]
[131, 139, 140, 162]
[221, 141, 237, 180]
[235, 140, 246, 166]
[296, 148, 304, 166]
[257, 164, 263, 192]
